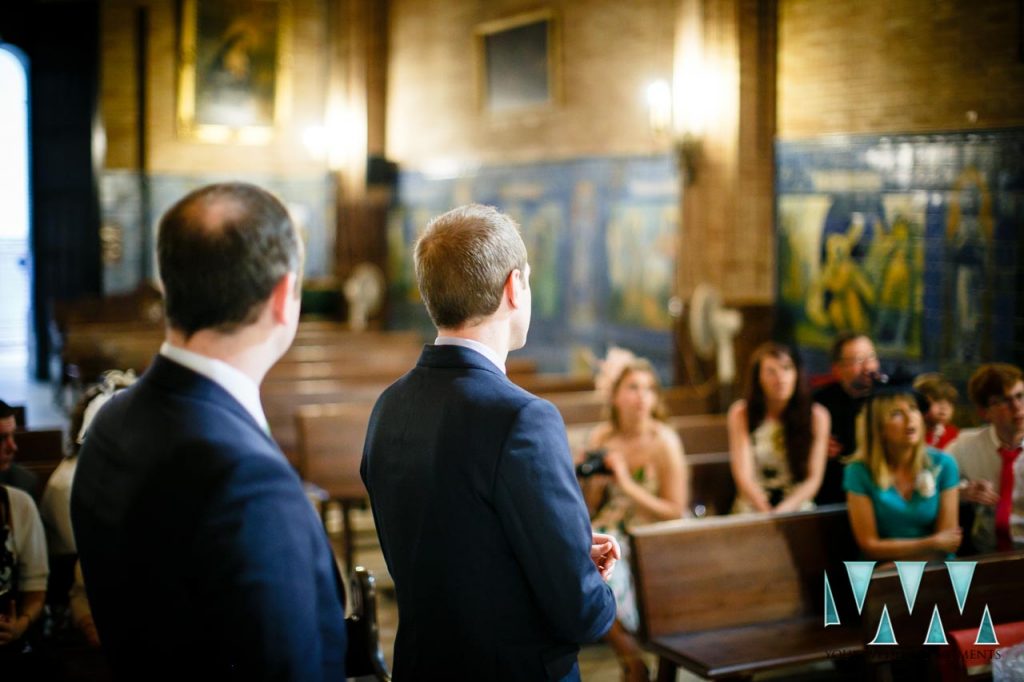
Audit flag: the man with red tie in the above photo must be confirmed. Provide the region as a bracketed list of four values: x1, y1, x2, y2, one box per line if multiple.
[948, 363, 1024, 552]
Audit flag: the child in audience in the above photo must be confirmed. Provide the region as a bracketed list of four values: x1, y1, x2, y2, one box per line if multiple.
[844, 385, 962, 560]
[913, 372, 960, 450]
[727, 342, 830, 513]
[582, 358, 688, 682]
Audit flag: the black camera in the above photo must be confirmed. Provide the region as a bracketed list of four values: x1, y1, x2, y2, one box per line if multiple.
[575, 449, 611, 478]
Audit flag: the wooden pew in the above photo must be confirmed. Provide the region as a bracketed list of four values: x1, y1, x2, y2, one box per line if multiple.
[567, 413, 728, 459]
[548, 386, 713, 425]
[295, 402, 375, 571]
[263, 381, 385, 465]
[266, 356, 415, 384]
[687, 452, 735, 517]
[511, 373, 595, 395]
[668, 414, 729, 456]
[630, 505, 863, 680]
[862, 550, 1024, 678]
[11, 428, 65, 494]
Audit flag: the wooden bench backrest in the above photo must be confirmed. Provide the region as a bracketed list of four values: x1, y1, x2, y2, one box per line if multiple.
[862, 550, 1024, 644]
[630, 505, 858, 639]
[548, 387, 714, 426]
[295, 402, 375, 500]
[668, 414, 729, 455]
[512, 373, 594, 395]
[262, 381, 386, 465]
[687, 451, 735, 516]
[13, 428, 65, 489]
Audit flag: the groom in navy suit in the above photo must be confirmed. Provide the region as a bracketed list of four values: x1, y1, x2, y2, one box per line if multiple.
[72, 183, 347, 680]
[361, 204, 618, 681]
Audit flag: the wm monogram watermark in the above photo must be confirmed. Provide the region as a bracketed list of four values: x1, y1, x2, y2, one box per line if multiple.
[824, 561, 999, 646]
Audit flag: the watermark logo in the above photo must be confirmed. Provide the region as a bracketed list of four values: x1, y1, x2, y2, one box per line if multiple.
[824, 561, 999, 646]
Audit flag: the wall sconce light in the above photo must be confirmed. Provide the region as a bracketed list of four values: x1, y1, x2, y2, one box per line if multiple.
[675, 133, 702, 186]
[646, 79, 702, 185]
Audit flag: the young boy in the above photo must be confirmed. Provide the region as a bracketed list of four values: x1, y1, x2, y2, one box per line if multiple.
[913, 373, 960, 450]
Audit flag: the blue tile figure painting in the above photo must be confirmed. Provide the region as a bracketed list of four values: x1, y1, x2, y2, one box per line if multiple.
[776, 131, 1024, 378]
[388, 155, 679, 378]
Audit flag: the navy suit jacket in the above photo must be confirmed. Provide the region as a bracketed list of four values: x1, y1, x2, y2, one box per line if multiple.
[361, 345, 616, 681]
[71, 356, 347, 681]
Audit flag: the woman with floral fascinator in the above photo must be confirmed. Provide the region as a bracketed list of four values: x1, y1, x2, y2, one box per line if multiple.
[844, 380, 962, 560]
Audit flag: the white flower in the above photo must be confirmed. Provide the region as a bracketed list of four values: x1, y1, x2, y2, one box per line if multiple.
[916, 469, 936, 498]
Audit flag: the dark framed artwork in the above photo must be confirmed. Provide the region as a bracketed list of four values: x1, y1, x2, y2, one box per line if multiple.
[177, 0, 292, 143]
[476, 9, 559, 113]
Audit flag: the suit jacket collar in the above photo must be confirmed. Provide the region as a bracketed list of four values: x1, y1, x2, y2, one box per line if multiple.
[143, 355, 275, 446]
[416, 343, 509, 379]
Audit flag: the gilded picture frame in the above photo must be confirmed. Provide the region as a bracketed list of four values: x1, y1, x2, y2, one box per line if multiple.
[475, 9, 560, 113]
[176, 0, 292, 144]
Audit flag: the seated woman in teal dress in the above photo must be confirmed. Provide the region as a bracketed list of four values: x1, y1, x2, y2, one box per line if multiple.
[844, 387, 962, 560]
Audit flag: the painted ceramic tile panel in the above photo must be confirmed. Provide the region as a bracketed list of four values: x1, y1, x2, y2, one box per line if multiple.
[777, 131, 1024, 375]
[390, 155, 679, 376]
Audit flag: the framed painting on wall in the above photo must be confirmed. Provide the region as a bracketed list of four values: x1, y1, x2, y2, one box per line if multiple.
[476, 9, 559, 113]
[176, 0, 292, 144]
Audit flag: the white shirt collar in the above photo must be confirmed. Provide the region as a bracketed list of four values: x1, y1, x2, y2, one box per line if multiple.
[434, 336, 506, 374]
[986, 423, 1024, 451]
[159, 342, 269, 432]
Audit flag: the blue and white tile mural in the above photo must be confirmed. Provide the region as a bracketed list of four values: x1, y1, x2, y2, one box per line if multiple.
[388, 155, 680, 379]
[100, 171, 335, 294]
[776, 130, 1024, 380]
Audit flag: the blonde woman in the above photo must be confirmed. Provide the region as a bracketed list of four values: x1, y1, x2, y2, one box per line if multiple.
[582, 358, 688, 682]
[844, 387, 962, 560]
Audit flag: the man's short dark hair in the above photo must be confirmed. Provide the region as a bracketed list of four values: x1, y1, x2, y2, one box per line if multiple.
[829, 331, 869, 364]
[967, 363, 1023, 409]
[157, 183, 301, 338]
[0, 400, 13, 420]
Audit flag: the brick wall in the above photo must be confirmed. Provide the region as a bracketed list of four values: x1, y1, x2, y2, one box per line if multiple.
[387, 0, 678, 168]
[778, 0, 1024, 137]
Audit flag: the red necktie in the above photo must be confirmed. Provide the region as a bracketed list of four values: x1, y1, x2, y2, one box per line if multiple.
[995, 445, 1022, 551]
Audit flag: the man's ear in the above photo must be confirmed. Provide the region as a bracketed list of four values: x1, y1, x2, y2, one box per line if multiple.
[504, 269, 523, 309]
[268, 272, 299, 325]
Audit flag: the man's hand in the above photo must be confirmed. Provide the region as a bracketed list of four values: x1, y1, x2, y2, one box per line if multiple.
[590, 531, 620, 580]
[961, 479, 999, 506]
[827, 436, 843, 459]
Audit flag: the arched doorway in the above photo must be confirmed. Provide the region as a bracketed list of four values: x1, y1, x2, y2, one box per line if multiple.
[0, 44, 31, 374]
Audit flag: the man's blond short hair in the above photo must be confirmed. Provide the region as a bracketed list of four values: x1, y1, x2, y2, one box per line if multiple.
[414, 204, 527, 329]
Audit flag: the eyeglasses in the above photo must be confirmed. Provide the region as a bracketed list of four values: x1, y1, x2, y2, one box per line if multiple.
[988, 391, 1024, 409]
[839, 353, 878, 367]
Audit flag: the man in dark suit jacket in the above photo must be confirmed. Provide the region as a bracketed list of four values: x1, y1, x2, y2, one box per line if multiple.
[361, 204, 618, 681]
[71, 183, 346, 680]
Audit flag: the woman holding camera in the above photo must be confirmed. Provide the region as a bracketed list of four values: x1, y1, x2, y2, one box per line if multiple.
[844, 387, 961, 560]
[582, 357, 688, 682]
[727, 342, 830, 513]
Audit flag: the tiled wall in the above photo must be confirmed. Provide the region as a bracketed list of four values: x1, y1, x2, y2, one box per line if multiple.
[776, 129, 1024, 381]
[100, 171, 334, 294]
[388, 154, 679, 379]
